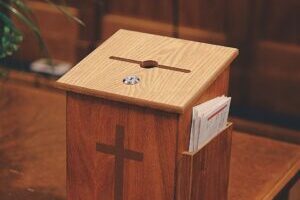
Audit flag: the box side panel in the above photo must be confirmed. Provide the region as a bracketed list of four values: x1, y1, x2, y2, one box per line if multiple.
[190, 124, 232, 200]
[177, 67, 230, 156]
[176, 124, 233, 200]
[67, 93, 98, 200]
[176, 67, 230, 199]
[176, 155, 193, 200]
[67, 92, 178, 200]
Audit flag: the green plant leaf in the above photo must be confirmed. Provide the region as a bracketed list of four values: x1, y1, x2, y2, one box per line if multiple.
[0, 12, 23, 59]
[10, 0, 35, 18]
[43, 0, 85, 26]
[1, 0, 84, 63]
[0, 1, 50, 58]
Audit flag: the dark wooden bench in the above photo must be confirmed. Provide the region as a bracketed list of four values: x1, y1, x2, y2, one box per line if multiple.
[229, 132, 300, 200]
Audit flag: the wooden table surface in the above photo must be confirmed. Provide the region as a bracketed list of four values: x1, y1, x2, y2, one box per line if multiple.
[0, 80, 299, 200]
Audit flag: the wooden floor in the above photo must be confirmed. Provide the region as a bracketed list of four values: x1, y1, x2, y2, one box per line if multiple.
[0, 80, 299, 200]
[0, 81, 66, 200]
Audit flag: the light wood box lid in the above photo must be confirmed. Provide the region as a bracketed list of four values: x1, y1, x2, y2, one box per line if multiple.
[57, 30, 238, 113]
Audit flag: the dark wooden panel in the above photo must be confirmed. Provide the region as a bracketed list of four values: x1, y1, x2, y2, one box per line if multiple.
[230, 117, 300, 144]
[179, 0, 227, 32]
[227, 0, 300, 125]
[101, 0, 174, 40]
[226, 0, 253, 46]
[260, 0, 300, 44]
[243, 41, 300, 117]
[100, 15, 226, 44]
[105, 0, 173, 23]
[101, 14, 173, 41]
[178, 26, 226, 45]
[76, 0, 102, 53]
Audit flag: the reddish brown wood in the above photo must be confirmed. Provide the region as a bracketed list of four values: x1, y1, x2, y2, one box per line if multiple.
[96, 125, 144, 200]
[174, 68, 230, 199]
[177, 68, 230, 161]
[65, 69, 231, 199]
[229, 132, 300, 200]
[67, 92, 178, 200]
[1, 73, 300, 200]
[105, 0, 173, 23]
[230, 117, 300, 144]
[1, 89, 299, 200]
[177, 124, 233, 200]
[0, 78, 66, 200]
[58, 27, 237, 199]
[179, 0, 227, 32]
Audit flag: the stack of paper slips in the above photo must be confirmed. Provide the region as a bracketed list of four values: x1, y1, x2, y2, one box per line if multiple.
[189, 96, 231, 152]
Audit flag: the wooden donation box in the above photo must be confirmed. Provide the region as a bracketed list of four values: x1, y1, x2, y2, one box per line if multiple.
[57, 30, 238, 200]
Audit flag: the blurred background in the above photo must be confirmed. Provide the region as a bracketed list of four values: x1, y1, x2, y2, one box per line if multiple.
[0, 0, 299, 199]
[1, 0, 299, 136]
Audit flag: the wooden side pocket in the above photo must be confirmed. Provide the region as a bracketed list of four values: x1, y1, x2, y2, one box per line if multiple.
[176, 123, 233, 200]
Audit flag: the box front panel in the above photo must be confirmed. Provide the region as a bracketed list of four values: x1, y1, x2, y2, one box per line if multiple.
[67, 92, 178, 200]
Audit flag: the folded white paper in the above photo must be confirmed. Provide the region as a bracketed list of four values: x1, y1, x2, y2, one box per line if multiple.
[189, 96, 231, 152]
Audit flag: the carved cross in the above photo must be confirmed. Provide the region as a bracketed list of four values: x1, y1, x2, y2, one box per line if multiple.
[96, 125, 143, 200]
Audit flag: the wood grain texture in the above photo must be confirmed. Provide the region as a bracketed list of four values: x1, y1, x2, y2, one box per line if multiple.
[259, 0, 300, 44]
[176, 68, 229, 166]
[179, 0, 227, 32]
[178, 26, 226, 45]
[229, 133, 300, 200]
[227, 0, 300, 122]
[105, 0, 173, 23]
[1, 76, 300, 200]
[57, 30, 238, 113]
[174, 69, 229, 198]
[247, 40, 300, 117]
[100, 14, 226, 45]
[67, 92, 178, 200]
[101, 14, 173, 41]
[0, 80, 66, 200]
[230, 117, 300, 144]
[177, 124, 233, 200]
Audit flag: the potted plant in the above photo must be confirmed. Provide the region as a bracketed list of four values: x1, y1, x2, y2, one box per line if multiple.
[0, 0, 83, 76]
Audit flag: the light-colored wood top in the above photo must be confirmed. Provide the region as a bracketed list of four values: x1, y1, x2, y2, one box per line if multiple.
[57, 29, 238, 113]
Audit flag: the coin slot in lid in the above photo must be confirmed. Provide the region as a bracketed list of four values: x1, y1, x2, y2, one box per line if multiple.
[109, 56, 191, 73]
[140, 60, 158, 69]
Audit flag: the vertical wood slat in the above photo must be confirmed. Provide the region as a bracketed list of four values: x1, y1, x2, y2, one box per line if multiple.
[176, 67, 230, 167]
[177, 123, 233, 200]
[105, 0, 173, 23]
[178, 0, 227, 32]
